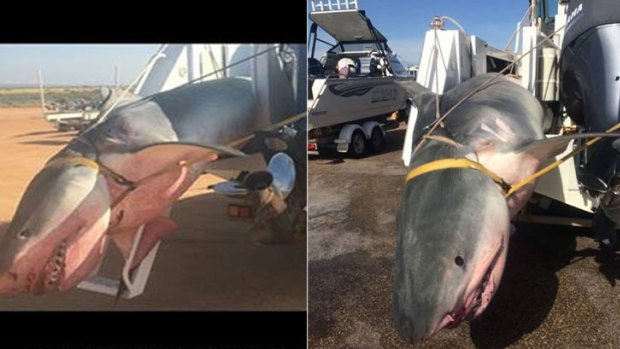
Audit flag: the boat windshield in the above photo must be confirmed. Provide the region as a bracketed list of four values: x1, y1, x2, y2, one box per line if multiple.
[328, 42, 384, 54]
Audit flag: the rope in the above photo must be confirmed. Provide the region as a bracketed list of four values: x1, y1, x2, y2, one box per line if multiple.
[405, 19, 620, 198]
[172, 46, 279, 90]
[506, 123, 620, 197]
[412, 23, 567, 157]
[89, 45, 280, 132]
[49, 111, 306, 209]
[85, 45, 168, 131]
[433, 28, 442, 124]
[422, 134, 463, 148]
[503, 4, 533, 51]
[407, 124, 620, 199]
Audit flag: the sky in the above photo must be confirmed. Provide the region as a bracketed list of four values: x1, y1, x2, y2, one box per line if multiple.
[0, 2, 531, 86]
[307, 0, 530, 67]
[0, 45, 159, 86]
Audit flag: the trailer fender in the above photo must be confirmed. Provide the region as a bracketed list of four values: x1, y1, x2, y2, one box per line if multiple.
[335, 124, 364, 153]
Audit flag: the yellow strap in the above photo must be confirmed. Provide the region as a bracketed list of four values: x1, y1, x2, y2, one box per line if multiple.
[45, 155, 136, 188]
[507, 122, 620, 197]
[405, 158, 512, 193]
[46, 156, 100, 171]
[406, 121, 620, 199]
[39, 114, 304, 208]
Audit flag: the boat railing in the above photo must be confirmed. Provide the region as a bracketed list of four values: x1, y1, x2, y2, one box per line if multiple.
[311, 0, 358, 12]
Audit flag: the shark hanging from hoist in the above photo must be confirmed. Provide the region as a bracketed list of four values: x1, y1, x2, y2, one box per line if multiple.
[0, 45, 307, 298]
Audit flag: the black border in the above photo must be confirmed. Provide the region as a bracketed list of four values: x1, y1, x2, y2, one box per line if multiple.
[9, 311, 306, 346]
[0, 3, 306, 43]
[0, 2, 308, 348]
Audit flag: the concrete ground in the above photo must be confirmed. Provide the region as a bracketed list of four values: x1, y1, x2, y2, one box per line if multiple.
[308, 126, 620, 348]
[0, 107, 306, 310]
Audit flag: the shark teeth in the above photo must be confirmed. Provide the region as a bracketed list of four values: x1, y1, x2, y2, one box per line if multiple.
[46, 240, 67, 286]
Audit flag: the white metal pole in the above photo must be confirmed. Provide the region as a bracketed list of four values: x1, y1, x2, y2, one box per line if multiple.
[114, 65, 120, 89]
[38, 69, 45, 115]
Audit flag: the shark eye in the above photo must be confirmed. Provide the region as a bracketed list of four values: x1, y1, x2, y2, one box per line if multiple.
[17, 229, 31, 240]
[454, 255, 465, 267]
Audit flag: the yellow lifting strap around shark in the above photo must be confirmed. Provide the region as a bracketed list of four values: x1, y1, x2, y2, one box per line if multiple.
[50, 156, 99, 170]
[45, 155, 134, 187]
[406, 121, 620, 199]
[405, 158, 512, 194]
[43, 111, 307, 207]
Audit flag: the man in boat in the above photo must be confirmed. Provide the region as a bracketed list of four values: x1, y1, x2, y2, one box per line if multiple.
[336, 57, 357, 78]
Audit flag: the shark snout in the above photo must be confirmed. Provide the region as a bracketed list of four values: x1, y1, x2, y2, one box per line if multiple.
[394, 309, 435, 344]
[394, 282, 457, 344]
[393, 236, 508, 344]
[0, 271, 27, 297]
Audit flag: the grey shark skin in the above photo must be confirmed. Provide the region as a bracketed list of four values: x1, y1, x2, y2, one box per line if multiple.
[0, 77, 263, 296]
[394, 74, 620, 343]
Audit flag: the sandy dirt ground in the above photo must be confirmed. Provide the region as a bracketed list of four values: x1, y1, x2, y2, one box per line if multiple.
[308, 126, 620, 348]
[0, 107, 306, 310]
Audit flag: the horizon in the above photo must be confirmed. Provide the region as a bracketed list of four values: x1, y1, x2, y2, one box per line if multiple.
[0, 45, 159, 86]
[0, 82, 130, 88]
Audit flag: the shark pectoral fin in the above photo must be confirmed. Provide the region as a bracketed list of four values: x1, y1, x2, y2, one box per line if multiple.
[516, 132, 620, 163]
[395, 79, 433, 99]
[395, 80, 437, 114]
[60, 235, 109, 292]
[111, 216, 178, 270]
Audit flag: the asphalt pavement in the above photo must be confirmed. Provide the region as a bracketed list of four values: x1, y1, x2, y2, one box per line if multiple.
[308, 126, 620, 348]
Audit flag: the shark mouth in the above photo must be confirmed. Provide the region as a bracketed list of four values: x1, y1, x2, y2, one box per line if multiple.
[435, 238, 505, 333]
[23, 239, 70, 294]
[19, 238, 70, 294]
[43, 239, 67, 291]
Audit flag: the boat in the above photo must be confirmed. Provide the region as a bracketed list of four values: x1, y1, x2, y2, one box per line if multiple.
[307, 0, 414, 155]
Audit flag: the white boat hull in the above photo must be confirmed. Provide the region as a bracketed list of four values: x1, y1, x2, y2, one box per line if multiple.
[308, 76, 412, 130]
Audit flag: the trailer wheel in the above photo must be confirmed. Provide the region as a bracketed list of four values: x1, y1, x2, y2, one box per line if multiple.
[348, 130, 367, 157]
[369, 126, 384, 153]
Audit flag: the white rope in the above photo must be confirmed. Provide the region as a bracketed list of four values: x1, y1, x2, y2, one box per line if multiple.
[413, 23, 567, 156]
[433, 28, 441, 122]
[89, 45, 280, 132]
[440, 16, 468, 37]
[85, 44, 168, 131]
[504, 4, 534, 51]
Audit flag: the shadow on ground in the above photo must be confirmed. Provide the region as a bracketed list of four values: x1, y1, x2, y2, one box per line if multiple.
[19, 140, 70, 146]
[13, 130, 59, 138]
[0, 192, 305, 310]
[469, 223, 576, 348]
[309, 222, 620, 348]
